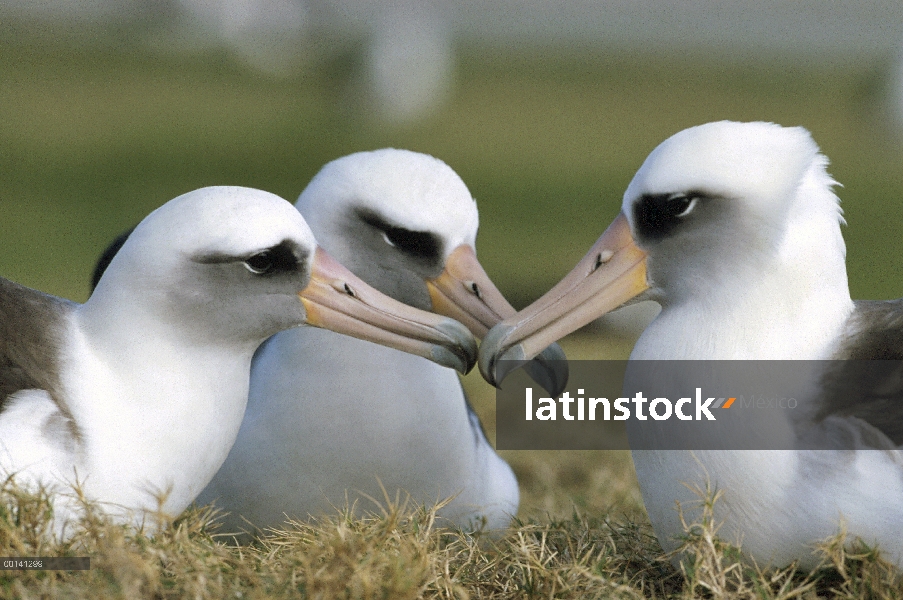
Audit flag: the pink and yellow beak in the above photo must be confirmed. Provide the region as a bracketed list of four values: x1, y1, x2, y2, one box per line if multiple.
[478, 212, 650, 387]
[299, 247, 477, 374]
[426, 245, 568, 395]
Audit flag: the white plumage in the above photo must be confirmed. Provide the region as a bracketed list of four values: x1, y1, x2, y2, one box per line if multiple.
[0, 185, 476, 537]
[480, 121, 903, 568]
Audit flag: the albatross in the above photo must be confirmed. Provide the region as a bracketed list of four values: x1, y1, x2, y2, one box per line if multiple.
[195, 149, 566, 535]
[0, 186, 476, 536]
[479, 121, 903, 568]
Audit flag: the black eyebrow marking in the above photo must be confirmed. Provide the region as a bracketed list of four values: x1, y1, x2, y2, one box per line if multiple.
[245, 242, 305, 276]
[356, 208, 442, 261]
[193, 240, 306, 273]
[633, 191, 711, 241]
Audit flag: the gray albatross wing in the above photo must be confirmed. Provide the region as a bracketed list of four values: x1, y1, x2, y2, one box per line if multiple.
[0, 277, 75, 421]
[818, 299, 903, 446]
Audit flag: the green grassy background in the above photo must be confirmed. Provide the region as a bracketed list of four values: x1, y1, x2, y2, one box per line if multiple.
[3, 38, 902, 309]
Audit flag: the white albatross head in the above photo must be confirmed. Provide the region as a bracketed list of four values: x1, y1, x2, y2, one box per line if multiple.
[297, 148, 567, 392]
[296, 149, 478, 313]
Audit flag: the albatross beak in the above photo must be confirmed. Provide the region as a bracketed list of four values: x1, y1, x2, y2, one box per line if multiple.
[299, 247, 477, 374]
[478, 212, 649, 387]
[426, 244, 568, 395]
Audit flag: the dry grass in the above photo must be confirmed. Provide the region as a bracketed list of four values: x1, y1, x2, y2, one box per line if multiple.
[1, 336, 900, 598]
[2, 476, 901, 599]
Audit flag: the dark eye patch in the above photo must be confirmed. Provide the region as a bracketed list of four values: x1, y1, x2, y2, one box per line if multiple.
[382, 225, 441, 259]
[194, 240, 304, 276]
[357, 209, 441, 261]
[633, 192, 704, 241]
[242, 241, 302, 275]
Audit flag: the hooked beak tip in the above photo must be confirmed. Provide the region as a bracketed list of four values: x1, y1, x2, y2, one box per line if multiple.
[478, 325, 570, 393]
[478, 324, 521, 387]
[433, 319, 478, 374]
[525, 344, 570, 396]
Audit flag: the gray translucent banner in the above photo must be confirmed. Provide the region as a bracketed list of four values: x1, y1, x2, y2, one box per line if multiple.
[495, 360, 903, 450]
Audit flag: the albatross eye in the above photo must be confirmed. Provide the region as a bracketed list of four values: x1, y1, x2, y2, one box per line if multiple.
[244, 251, 276, 274]
[634, 192, 704, 240]
[381, 225, 441, 260]
[672, 194, 699, 217]
[242, 243, 301, 276]
[356, 209, 441, 261]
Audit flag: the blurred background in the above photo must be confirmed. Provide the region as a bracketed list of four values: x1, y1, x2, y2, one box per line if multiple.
[2, 0, 902, 307]
[2, 0, 903, 520]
